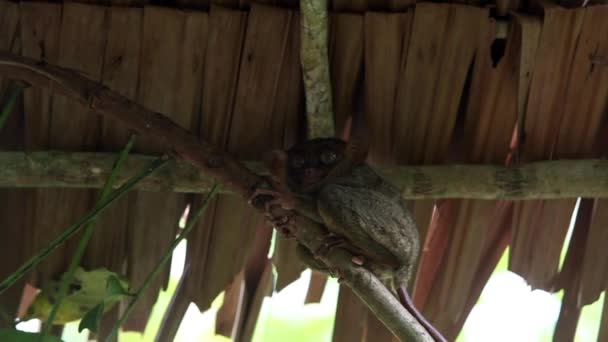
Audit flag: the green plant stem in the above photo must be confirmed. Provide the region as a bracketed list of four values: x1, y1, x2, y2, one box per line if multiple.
[0, 154, 171, 295]
[105, 184, 221, 342]
[41, 136, 137, 337]
[0, 82, 24, 131]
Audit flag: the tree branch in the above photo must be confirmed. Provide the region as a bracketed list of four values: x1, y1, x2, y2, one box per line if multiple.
[1, 151, 606, 199]
[0, 51, 257, 198]
[300, 0, 335, 138]
[0, 51, 430, 341]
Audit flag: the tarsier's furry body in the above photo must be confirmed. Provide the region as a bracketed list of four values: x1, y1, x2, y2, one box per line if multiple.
[253, 138, 445, 342]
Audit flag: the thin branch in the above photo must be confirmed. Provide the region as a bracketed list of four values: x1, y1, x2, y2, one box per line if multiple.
[0, 151, 606, 199]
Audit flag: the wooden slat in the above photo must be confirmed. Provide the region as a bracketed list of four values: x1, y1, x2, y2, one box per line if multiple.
[176, 0, 210, 10]
[416, 10, 518, 339]
[352, 12, 410, 339]
[579, 199, 608, 305]
[274, 236, 304, 291]
[239, 260, 274, 342]
[513, 13, 541, 152]
[600, 292, 608, 342]
[19, 2, 61, 150]
[509, 4, 585, 290]
[270, 10, 305, 292]
[331, 0, 369, 13]
[191, 7, 299, 329]
[333, 286, 366, 342]
[91, 8, 143, 339]
[553, 6, 608, 160]
[364, 12, 408, 165]
[394, 3, 484, 166]
[305, 272, 328, 304]
[84, 6, 143, 273]
[0, 1, 18, 73]
[155, 6, 212, 334]
[439, 13, 516, 316]
[185, 5, 247, 314]
[329, 13, 363, 133]
[124, 6, 206, 331]
[553, 199, 594, 342]
[215, 272, 245, 338]
[0, 0, 25, 323]
[18, 2, 61, 292]
[554, 5, 608, 308]
[405, 5, 489, 312]
[22, 3, 106, 290]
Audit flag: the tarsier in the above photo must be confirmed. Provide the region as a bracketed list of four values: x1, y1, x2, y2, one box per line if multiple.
[251, 137, 446, 342]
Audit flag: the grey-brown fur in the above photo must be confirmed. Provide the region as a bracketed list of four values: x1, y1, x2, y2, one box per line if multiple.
[283, 138, 420, 289]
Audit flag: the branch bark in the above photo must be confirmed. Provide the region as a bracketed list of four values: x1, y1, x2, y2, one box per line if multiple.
[1, 151, 607, 199]
[300, 0, 334, 138]
[0, 51, 430, 341]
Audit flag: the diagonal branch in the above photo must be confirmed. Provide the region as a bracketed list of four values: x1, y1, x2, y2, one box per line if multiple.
[0, 51, 430, 341]
[0, 51, 257, 197]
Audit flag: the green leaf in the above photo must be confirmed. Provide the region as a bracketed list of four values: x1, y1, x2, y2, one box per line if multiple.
[0, 329, 64, 342]
[104, 275, 132, 302]
[78, 303, 104, 333]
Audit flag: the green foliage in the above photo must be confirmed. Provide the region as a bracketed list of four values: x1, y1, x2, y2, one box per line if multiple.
[0, 329, 63, 342]
[78, 303, 104, 333]
[105, 275, 133, 302]
[77, 273, 133, 333]
[23, 268, 130, 327]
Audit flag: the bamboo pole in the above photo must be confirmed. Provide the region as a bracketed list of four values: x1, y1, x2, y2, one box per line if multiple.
[0, 151, 606, 199]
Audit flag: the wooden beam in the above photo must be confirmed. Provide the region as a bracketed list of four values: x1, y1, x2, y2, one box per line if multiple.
[0, 151, 606, 199]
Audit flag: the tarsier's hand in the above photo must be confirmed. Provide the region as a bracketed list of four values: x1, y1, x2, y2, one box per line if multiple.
[249, 177, 297, 237]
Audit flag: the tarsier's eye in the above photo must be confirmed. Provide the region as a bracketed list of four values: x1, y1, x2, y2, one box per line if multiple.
[320, 150, 338, 165]
[290, 155, 305, 169]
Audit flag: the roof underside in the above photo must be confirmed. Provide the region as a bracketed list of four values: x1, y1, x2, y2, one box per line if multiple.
[0, 0, 607, 341]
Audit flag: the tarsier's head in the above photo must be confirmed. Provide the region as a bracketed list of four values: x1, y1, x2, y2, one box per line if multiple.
[285, 138, 347, 191]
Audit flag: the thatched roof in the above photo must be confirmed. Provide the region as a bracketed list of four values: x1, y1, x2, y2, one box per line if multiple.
[0, 0, 607, 341]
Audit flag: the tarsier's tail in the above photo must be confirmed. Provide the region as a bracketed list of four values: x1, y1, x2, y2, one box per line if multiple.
[397, 286, 448, 342]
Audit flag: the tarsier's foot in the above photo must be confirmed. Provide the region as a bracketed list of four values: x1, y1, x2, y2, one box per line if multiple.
[249, 182, 297, 237]
[314, 234, 347, 257]
[249, 186, 296, 211]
